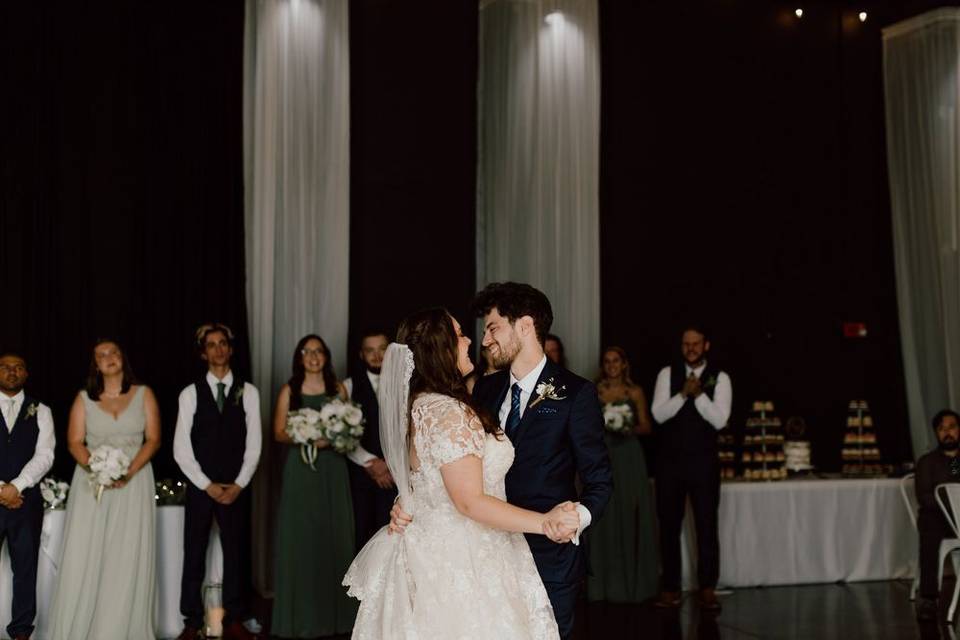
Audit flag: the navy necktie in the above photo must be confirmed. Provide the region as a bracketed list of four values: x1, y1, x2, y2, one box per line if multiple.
[506, 383, 522, 438]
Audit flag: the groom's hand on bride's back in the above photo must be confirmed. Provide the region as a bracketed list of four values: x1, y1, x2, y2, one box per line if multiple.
[389, 501, 412, 535]
[543, 501, 580, 544]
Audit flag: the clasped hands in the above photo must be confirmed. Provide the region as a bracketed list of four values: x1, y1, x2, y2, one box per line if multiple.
[542, 501, 580, 544]
[206, 483, 243, 505]
[0, 484, 22, 509]
[682, 374, 702, 399]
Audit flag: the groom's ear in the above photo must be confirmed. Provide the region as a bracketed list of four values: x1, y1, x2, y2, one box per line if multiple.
[517, 315, 536, 339]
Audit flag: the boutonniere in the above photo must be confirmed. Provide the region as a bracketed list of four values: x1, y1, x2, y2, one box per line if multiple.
[25, 403, 38, 419]
[703, 376, 718, 391]
[232, 386, 244, 406]
[529, 377, 567, 409]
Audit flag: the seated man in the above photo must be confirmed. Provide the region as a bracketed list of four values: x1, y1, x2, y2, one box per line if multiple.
[915, 409, 960, 622]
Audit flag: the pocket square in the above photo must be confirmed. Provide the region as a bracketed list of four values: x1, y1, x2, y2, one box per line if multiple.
[537, 406, 558, 415]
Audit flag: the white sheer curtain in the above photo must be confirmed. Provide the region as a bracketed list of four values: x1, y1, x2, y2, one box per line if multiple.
[243, 0, 350, 591]
[883, 8, 960, 459]
[477, 0, 600, 376]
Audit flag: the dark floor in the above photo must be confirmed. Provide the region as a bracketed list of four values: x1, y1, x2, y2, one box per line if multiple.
[249, 580, 959, 640]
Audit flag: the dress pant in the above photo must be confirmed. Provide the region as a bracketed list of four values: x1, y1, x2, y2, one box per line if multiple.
[656, 454, 720, 592]
[0, 496, 42, 638]
[181, 485, 250, 628]
[349, 468, 397, 551]
[919, 506, 955, 599]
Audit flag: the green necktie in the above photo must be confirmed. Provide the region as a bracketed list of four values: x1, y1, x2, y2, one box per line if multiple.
[216, 382, 226, 413]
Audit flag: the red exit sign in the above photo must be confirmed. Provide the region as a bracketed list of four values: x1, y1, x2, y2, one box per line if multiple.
[843, 322, 868, 338]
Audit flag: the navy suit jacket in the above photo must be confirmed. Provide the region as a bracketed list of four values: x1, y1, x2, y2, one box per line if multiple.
[473, 357, 613, 584]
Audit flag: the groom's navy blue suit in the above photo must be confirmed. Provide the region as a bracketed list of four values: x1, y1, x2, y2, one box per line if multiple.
[473, 357, 613, 639]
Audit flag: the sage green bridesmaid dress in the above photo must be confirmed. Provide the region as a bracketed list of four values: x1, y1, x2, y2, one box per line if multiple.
[49, 385, 156, 640]
[271, 393, 358, 637]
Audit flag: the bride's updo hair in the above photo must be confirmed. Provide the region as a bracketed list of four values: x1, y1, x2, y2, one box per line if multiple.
[397, 307, 500, 437]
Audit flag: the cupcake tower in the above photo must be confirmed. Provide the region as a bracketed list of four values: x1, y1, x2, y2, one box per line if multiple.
[842, 400, 882, 476]
[717, 428, 737, 480]
[742, 401, 787, 481]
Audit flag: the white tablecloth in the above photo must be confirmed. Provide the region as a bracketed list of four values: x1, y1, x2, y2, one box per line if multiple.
[680, 478, 918, 588]
[0, 506, 222, 640]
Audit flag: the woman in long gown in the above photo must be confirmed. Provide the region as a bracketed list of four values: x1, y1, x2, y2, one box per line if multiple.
[587, 346, 659, 603]
[49, 339, 160, 640]
[344, 308, 578, 640]
[271, 334, 358, 637]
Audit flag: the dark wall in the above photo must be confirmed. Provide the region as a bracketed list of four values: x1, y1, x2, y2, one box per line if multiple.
[597, 1, 946, 470]
[0, 3, 249, 479]
[348, 0, 479, 372]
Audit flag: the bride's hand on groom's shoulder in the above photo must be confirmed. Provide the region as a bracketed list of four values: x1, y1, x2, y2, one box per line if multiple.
[388, 500, 412, 535]
[542, 502, 580, 544]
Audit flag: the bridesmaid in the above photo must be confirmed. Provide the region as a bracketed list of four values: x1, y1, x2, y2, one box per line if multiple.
[49, 339, 160, 640]
[271, 335, 358, 638]
[587, 346, 658, 604]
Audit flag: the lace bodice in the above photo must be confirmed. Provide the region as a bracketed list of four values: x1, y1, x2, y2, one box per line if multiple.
[409, 393, 514, 510]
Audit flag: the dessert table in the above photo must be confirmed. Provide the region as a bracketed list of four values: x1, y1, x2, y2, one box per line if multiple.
[0, 506, 223, 640]
[680, 478, 917, 589]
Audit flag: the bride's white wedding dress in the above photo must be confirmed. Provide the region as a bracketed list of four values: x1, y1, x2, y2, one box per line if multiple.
[344, 392, 559, 639]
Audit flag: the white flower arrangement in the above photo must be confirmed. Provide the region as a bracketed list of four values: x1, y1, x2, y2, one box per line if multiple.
[40, 477, 69, 510]
[286, 399, 365, 469]
[529, 377, 567, 409]
[86, 445, 131, 503]
[25, 403, 39, 419]
[603, 401, 635, 435]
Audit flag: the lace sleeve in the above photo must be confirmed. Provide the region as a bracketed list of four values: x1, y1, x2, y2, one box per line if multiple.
[423, 397, 486, 467]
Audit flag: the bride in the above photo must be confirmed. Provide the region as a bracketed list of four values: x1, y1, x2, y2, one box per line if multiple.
[343, 308, 578, 639]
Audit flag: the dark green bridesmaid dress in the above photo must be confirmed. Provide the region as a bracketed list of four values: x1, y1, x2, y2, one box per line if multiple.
[271, 393, 358, 637]
[587, 399, 659, 603]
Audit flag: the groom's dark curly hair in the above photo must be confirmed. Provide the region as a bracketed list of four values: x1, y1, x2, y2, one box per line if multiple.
[472, 282, 553, 346]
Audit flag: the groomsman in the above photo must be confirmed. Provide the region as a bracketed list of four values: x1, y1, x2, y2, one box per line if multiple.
[343, 330, 396, 549]
[0, 352, 54, 640]
[174, 324, 262, 640]
[651, 325, 732, 612]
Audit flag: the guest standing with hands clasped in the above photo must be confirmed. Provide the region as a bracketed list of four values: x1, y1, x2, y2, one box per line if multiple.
[0, 352, 54, 640]
[651, 325, 732, 612]
[271, 334, 358, 638]
[174, 324, 261, 640]
[49, 340, 160, 640]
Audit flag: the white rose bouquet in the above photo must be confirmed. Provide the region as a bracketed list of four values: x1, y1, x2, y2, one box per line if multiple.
[285, 407, 326, 470]
[318, 398, 365, 455]
[286, 400, 365, 470]
[86, 445, 131, 503]
[40, 477, 70, 510]
[603, 401, 635, 435]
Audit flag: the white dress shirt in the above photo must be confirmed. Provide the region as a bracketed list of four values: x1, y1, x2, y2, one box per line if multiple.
[651, 362, 732, 429]
[0, 390, 56, 494]
[173, 370, 262, 490]
[497, 355, 591, 544]
[343, 371, 380, 468]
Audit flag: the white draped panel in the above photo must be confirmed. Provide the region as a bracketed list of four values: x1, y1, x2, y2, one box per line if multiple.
[243, 0, 350, 591]
[477, 0, 600, 376]
[883, 8, 960, 459]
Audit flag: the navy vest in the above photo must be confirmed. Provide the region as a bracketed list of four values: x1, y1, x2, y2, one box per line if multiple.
[659, 362, 723, 457]
[351, 372, 382, 458]
[0, 395, 40, 484]
[191, 378, 247, 484]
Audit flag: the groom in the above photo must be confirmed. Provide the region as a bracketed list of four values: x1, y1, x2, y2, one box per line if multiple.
[394, 283, 613, 638]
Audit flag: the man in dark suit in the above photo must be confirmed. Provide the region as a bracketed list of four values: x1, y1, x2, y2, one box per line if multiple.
[394, 282, 612, 638]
